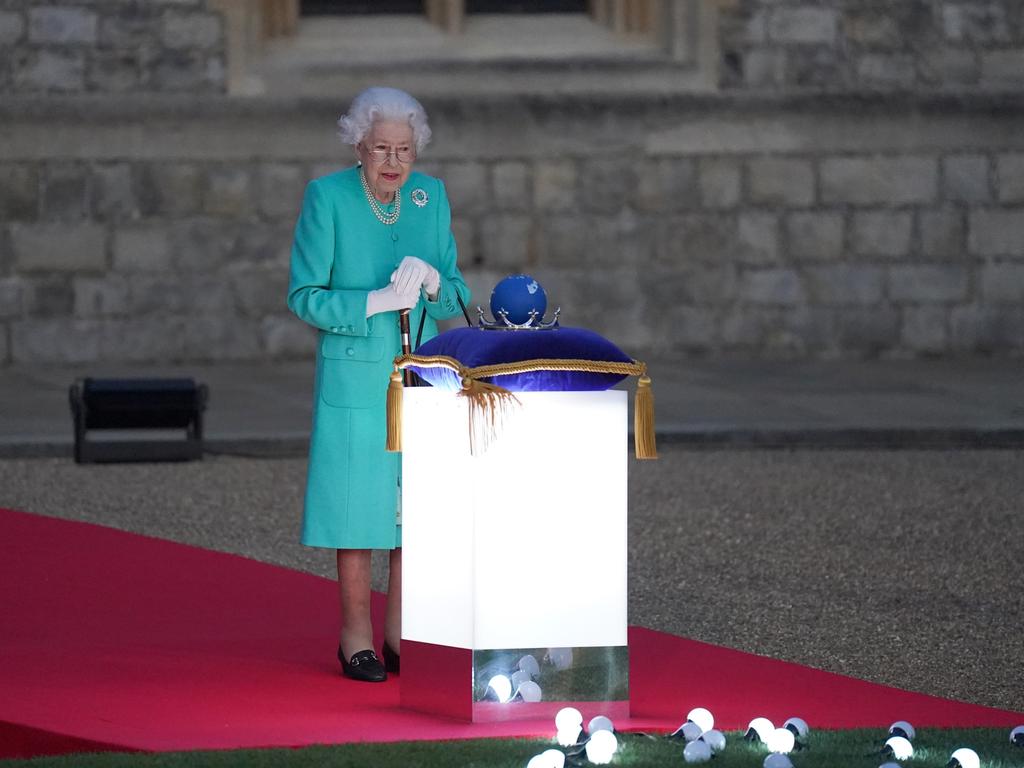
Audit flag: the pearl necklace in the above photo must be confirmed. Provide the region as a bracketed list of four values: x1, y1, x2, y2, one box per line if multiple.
[360, 170, 400, 226]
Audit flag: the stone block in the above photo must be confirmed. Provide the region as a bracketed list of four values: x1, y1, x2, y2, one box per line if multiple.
[442, 161, 489, 216]
[204, 166, 252, 217]
[258, 163, 305, 220]
[833, 307, 900, 354]
[742, 48, 786, 88]
[787, 46, 846, 89]
[88, 49, 142, 92]
[920, 209, 967, 260]
[856, 54, 917, 88]
[28, 6, 97, 44]
[181, 314, 263, 361]
[10, 318, 102, 364]
[656, 214, 735, 266]
[232, 222, 293, 267]
[73, 275, 129, 317]
[450, 217, 477, 266]
[12, 223, 107, 272]
[806, 264, 885, 305]
[22, 274, 73, 316]
[698, 158, 741, 209]
[579, 157, 635, 213]
[720, 307, 777, 349]
[843, 9, 900, 47]
[635, 157, 698, 212]
[150, 50, 215, 92]
[739, 268, 805, 305]
[639, 265, 737, 308]
[99, 5, 158, 48]
[980, 263, 1024, 303]
[943, 155, 991, 203]
[995, 154, 1024, 203]
[98, 317, 187, 362]
[0, 277, 24, 320]
[0, 10, 25, 45]
[41, 164, 88, 220]
[137, 163, 202, 216]
[533, 160, 577, 211]
[478, 214, 534, 270]
[769, 6, 838, 44]
[851, 211, 912, 257]
[113, 226, 173, 272]
[127, 274, 186, 315]
[784, 211, 844, 261]
[169, 218, 235, 271]
[13, 49, 85, 92]
[91, 163, 138, 220]
[942, 2, 1011, 43]
[736, 212, 779, 264]
[950, 305, 1024, 353]
[491, 161, 530, 211]
[160, 10, 222, 50]
[888, 265, 968, 302]
[918, 47, 980, 86]
[262, 314, 317, 358]
[747, 157, 815, 207]
[981, 50, 1024, 86]
[968, 208, 1024, 255]
[821, 156, 938, 206]
[0, 164, 39, 220]
[228, 265, 289, 317]
[900, 305, 948, 353]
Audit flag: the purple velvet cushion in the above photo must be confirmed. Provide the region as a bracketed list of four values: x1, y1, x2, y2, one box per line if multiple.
[409, 326, 632, 392]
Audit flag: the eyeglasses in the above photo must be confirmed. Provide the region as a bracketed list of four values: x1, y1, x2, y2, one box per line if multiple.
[363, 145, 415, 164]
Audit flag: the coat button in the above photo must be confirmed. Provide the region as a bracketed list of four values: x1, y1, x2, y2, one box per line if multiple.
[346, 348, 355, 356]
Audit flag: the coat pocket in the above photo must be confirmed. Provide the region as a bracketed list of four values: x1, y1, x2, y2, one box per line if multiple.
[319, 334, 387, 409]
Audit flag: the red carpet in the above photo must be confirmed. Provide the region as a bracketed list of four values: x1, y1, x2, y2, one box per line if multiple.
[1, 507, 1020, 759]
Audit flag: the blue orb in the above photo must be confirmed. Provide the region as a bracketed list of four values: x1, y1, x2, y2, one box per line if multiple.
[490, 274, 547, 325]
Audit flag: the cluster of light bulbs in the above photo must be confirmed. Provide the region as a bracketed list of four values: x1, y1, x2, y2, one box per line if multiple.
[877, 719, 1024, 768]
[486, 654, 542, 704]
[524, 708, 618, 768]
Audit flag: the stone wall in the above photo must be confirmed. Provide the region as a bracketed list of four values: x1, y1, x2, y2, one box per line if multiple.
[0, 0, 226, 94]
[1, 94, 1022, 365]
[719, 0, 1024, 91]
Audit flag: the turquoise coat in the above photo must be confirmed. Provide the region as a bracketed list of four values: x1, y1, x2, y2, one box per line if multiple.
[287, 166, 470, 549]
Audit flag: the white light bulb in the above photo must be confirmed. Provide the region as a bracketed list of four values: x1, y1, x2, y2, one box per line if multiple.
[701, 729, 726, 753]
[555, 707, 582, 732]
[879, 763, 902, 768]
[783, 717, 809, 739]
[683, 739, 712, 763]
[518, 680, 542, 703]
[540, 749, 565, 768]
[511, 669, 532, 689]
[556, 727, 581, 748]
[1011, 725, 1024, 746]
[487, 674, 512, 704]
[763, 754, 793, 768]
[527, 754, 562, 768]
[885, 736, 914, 760]
[950, 747, 980, 768]
[767, 728, 795, 754]
[687, 707, 715, 733]
[519, 654, 540, 679]
[747, 717, 775, 743]
[585, 730, 617, 765]
[588, 715, 614, 734]
[888, 720, 916, 741]
[546, 647, 573, 670]
[680, 722, 703, 742]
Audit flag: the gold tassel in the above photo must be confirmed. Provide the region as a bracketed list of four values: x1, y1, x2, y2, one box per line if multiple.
[634, 374, 657, 459]
[458, 376, 519, 456]
[385, 370, 403, 452]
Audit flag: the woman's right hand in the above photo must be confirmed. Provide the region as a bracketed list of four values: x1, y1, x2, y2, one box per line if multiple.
[365, 284, 419, 318]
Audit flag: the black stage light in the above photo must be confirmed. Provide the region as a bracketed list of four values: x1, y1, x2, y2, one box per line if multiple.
[68, 378, 209, 463]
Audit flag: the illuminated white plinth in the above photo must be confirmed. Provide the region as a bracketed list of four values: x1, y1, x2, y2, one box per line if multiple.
[401, 388, 629, 722]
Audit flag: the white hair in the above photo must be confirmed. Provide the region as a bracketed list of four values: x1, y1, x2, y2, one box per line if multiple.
[337, 87, 432, 153]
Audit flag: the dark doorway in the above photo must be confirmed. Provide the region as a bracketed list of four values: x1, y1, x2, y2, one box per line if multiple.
[301, 1, 424, 14]
[467, 1, 586, 10]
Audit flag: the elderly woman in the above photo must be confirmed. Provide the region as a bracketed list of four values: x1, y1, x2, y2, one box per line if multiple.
[287, 87, 470, 682]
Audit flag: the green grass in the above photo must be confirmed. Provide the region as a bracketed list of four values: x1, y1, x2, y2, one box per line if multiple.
[3, 728, 1022, 768]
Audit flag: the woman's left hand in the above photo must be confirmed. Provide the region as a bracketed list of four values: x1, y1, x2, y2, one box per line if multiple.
[392, 256, 440, 297]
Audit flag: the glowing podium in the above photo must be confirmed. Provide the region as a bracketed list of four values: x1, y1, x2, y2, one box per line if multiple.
[400, 387, 628, 722]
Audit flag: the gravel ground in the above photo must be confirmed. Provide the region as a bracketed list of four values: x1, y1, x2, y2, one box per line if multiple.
[2, 447, 1021, 714]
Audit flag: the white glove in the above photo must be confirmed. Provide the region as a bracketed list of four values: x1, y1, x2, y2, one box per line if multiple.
[366, 284, 418, 318]
[392, 256, 440, 298]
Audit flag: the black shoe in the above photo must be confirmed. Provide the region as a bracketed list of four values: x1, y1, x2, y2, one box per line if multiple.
[338, 647, 387, 682]
[382, 641, 400, 674]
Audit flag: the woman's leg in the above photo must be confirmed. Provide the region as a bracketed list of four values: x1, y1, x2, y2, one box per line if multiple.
[337, 548, 374, 659]
[385, 547, 401, 652]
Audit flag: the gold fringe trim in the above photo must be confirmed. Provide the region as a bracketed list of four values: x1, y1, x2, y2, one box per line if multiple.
[387, 354, 658, 459]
